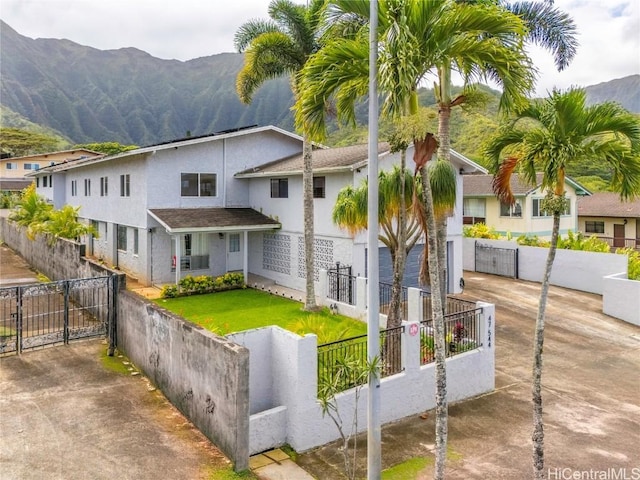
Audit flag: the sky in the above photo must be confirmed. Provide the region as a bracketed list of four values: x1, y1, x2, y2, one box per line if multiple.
[1, 0, 639, 97]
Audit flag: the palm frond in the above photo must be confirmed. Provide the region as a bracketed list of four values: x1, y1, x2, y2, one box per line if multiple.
[492, 156, 519, 205]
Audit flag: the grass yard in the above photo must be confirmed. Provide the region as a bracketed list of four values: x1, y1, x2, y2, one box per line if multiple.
[155, 288, 366, 342]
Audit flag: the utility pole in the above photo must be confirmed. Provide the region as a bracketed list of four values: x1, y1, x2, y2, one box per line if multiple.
[367, 0, 381, 479]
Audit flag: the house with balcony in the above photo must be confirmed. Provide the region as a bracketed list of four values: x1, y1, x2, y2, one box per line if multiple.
[29, 125, 485, 294]
[462, 173, 590, 239]
[577, 192, 640, 250]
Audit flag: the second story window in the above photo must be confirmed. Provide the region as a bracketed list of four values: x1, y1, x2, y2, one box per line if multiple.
[180, 173, 217, 197]
[120, 174, 130, 197]
[84, 178, 91, 196]
[5, 162, 16, 170]
[100, 176, 108, 196]
[71, 180, 77, 196]
[313, 176, 326, 198]
[270, 178, 288, 198]
[24, 163, 40, 170]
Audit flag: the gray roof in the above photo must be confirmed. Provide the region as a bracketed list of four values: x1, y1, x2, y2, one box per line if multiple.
[463, 173, 589, 197]
[148, 208, 280, 233]
[235, 143, 391, 176]
[0, 178, 32, 191]
[577, 192, 640, 218]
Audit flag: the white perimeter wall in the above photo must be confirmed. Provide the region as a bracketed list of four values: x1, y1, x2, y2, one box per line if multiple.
[462, 238, 628, 295]
[602, 273, 640, 326]
[228, 302, 495, 455]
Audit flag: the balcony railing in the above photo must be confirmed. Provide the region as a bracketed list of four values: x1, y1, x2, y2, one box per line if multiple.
[592, 236, 640, 250]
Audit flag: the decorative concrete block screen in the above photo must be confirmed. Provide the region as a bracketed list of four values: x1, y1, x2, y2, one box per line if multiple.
[229, 302, 495, 455]
[117, 292, 250, 471]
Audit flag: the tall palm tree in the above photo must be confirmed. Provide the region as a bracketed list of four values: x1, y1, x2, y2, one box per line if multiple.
[484, 87, 640, 479]
[234, 0, 326, 311]
[296, 2, 532, 476]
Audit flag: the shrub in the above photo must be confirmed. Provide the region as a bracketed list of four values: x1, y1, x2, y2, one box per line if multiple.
[557, 231, 610, 252]
[517, 235, 550, 247]
[616, 247, 640, 281]
[161, 273, 245, 298]
[463, 223, 500, 239]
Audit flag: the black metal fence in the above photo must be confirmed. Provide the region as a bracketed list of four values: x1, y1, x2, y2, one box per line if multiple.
[379, 282, 408, 320]
[419, 308, 482, 366]
[422, 293, 477, 321]
[327, 263, 355, 305]
[0, 276, 116, 356]
[317, 324, 405, 394]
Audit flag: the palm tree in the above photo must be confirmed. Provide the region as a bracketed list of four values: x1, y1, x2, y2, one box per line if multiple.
[296, 2, 533, 476]
[483, 87, 640, 479]
[333, 165, 423, 328]
[9, 183, 52, 240]
[234, 0, 326, 311]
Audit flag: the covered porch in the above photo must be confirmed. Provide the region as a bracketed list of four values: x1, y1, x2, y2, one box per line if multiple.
[148, 208, 281, 284]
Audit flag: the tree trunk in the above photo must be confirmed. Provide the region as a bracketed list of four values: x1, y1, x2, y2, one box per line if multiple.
[387, 149, 407, 329]
[303, 138, 317, 311]
[532, 212, 560, 478]
[419, 162, 447, 480]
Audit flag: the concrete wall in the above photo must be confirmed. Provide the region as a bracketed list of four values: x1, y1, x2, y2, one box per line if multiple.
[602, 273, 640, 326]
[229, 302, 495, 455]
[0, 216, 120, 282]
[118, 292, 250, 471]
[462, 237, 628, 295]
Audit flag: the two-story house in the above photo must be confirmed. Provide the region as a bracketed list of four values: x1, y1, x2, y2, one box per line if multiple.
[30, 125, 484, 294]
[463, 173, 590, 239]
[577, 192, 640, 249]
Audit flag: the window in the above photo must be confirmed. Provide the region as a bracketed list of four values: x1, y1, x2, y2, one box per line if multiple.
[463, 198, 486, 224]
[71, 180, 77, 196]
[43, 176, 48, 188]
[180, 173, 217, 197]
[49, 175, 52, 186]
[5, 162, 16, 170]
[270, 178, 288, 198]
[84, 178, 91, 196]
[24, 163, 40, 170]
[532, 198, 570, 217]
[100, 176, 108, 196]
[36, 177, 40, 188]
[133, 229, 139, 255]
[313, 176, 326, 198]
[585, 221, 605, 234]
[117, 225, 127, 251]
[120, 174, 130, 197]
[171, 233, 209, 270]
[500, 200, 522, 217]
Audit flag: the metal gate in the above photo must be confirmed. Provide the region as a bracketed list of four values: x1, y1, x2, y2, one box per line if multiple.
[327, 262, 355, 305]
[475, 242, 519, 278]
[0, 276, 117, 356]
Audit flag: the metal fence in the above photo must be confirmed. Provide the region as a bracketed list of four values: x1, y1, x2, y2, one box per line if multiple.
[327, 263, 356, 305]
[0, 276, 116, 356]
[419, 308, 482, 366]
[475, 242, 519, 278]
[422, 293, 477, 321]
[379, 282, 408, 320]
[317, 324, 405, 394]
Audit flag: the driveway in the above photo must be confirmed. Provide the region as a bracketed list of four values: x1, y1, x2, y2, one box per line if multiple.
[298, 272, 640, 479]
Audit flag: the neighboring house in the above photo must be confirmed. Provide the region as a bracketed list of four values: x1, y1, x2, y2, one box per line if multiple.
[1, 148, 102, 179]
[577, 192, 640, 249]
[462, 173, 590, 239]
[29, 125, 485, 294]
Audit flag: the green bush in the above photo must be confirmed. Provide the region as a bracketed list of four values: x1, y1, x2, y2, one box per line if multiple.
[463, 223, 500, 239]
[616, 247, 640, 281]
[161, 273, 245, 298]
[557, 231, 610, 252]
[517, 234, 550, 247]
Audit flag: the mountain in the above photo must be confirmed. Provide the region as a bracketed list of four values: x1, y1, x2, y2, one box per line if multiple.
[0, 21, 295, 146]
[1, 21, 638, 148]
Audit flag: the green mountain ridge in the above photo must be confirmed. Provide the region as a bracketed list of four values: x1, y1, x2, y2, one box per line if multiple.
[1, 20, 638, 152]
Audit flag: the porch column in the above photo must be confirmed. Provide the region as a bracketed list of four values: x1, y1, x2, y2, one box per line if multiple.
[175, 234, 181, 285]
[243, 230, 248, 283]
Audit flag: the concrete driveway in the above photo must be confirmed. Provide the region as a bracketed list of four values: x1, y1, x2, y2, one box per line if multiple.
[298, 272, 640, 479]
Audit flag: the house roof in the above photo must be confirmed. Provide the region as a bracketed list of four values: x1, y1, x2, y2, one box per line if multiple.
[28, 125, 304, 175]
[235, 142, 391, 177]
[1, 148, 102, 163]
[234, 143, 487, 177]
[463, 173, 590, 197]
[0, 178, 32, 191]
[577, 192, 640, 218]
[148, 208, 281, 234]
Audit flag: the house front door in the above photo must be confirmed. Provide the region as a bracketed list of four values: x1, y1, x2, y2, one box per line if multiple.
[227, 233, 243, 271]
[613, 224, 625, 248]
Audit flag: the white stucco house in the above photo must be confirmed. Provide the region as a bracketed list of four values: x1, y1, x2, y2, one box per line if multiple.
[29, 125, 485, 294]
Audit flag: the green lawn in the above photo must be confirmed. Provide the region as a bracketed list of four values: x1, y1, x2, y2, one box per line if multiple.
[155, 288, 366, 342]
